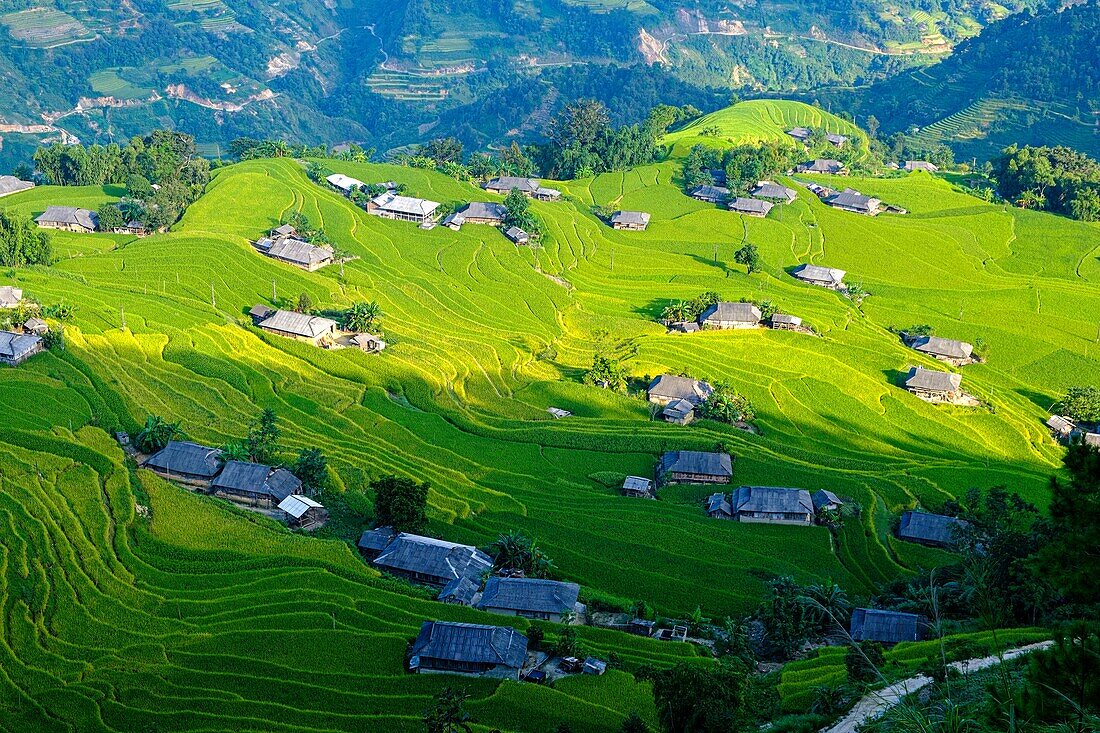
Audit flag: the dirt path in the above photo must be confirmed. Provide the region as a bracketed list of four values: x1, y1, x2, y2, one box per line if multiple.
[822, 641, 1053, 733]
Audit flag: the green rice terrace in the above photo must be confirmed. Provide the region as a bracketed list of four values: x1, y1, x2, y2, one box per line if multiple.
[1, 100, 1098, 730]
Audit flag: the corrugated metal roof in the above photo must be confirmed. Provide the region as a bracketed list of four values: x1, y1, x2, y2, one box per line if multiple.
[460, 202, 507, 221]
[373, 533, 492, 583]
[792, 263, 846, 284]
[771, 313, 802, 325]
[0, 330, 41, 359]
[411, 621, 527, 669]
[659, 450, 733, 478]
[143, 441, 222, 478]
[732, 486, 813, 515]
[905, 367, 962, 393]
[36, 206, 97, 230]
[437, 576, 480, 605]
[212, 461, 302, 500]
[0, 176, 33, 196]
[326, 173, 365, 191]
[622, 476, 652, 492]
[850, 608, 927, 643]
[751, 182, 797, 202]
[911, 336, 973, 360]
[611, 210, 650, 226]
[266, 238, 334, 266]
[898, 511, 967, 545]
[485, 176, 539, 193]
[812, 489, 842, 510]
[729, 197, 773, 215]
[278, 494, 324, 518]
[477, 577, 580, 615]
[699, 302, 761, 324]
[370, 192, 441, 216]
[648, 374, 713, 403]
[258, 310, 337, 339]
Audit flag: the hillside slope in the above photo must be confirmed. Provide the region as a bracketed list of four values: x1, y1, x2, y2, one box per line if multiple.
[825, 1, 1100, 159]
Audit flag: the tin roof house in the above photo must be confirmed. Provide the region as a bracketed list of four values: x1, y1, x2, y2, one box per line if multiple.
[698, 302, 761, 329]
[476, 577, 582, 623]
[658, 450, 733, 485]
[370, 533, 492, 588]
[211, 460, 303, 508]
[897, 511, 968, 548]
[141, 441, 223, 485]
[256, 310, 338, 346]
[850, 608, 928, 644]
[410, 621, 528, 679]
[731, 486, 814, 526]
[0, 330, 44, 366]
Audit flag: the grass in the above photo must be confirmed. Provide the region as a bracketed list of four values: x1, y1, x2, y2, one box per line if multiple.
[0, 98, 1095, 730]
[88, 68, 155, 100]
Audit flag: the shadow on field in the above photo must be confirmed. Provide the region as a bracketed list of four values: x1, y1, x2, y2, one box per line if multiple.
[686, 253, 731, 275]
[634, 298, 677, 320]
[1015, 387, 1057, 412]
[881, 369, 907, 388]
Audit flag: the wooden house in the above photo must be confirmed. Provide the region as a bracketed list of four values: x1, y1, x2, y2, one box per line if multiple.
[476, 577, 582, 623]
[0, 330, 44, 366]
[661, 398, 696, 425]
[850, 608, 928, 644]
[647, 374, 713, 406]
[689, 185, 730, 203]
[904, 367, 962, 403]
[410, 621, 528, 679]
[437, 576, 480, 606]
[141, 441, 223, 486]
[658, 450, 733, 485]
[621, 475, 655, 498]
[458, 201, 508, 225]
[698, 302, 761, 329]
[211, 460, 302, 508]
[610, 210, 650, 231]
[786, 127, 812, 143]
[367, 192, 441, 224]
[249, 304, 275, 324]
[826, 133, 849, 148]
[35, 206, 97, 233]
[0, 286, 22, 309]
[791, 263, 846, 290]
[908, 336, 974, 366]
[750, 182, 797, 203]
[255, 236, 334, 271]
[897, 510, 967, 547]
[370, 532, 492, 588]
[352, 333, 387, 353]
[730, 486, 814, 525]
[256, 310, 337, 346]
[769, 314, 803, 331]
[825, 188, 881, 215]
[278, 494, 328, 529]
[357, 526, 397, 560]
[796, 159, 846, 175]
[484, 176, 561, 201]
[504, 226, 530, 244]
[728, 197, 773, 217]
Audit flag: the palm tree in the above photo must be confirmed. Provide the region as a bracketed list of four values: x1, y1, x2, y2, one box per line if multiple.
[134, 415, 179, 453]
[801, 580, 850, 633]
[661, 301, 689, 323]
[344, 301, 381, 332]
[487, 530, 533, 572]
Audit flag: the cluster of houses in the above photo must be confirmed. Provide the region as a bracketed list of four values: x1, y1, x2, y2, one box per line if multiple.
[248, 304, 385, 353]
[0, 286, 47, 367]
[687, 180, 800, 219]
[787, 127, 849, 149]
[896, 334, 979, 405]
[647, 374, 713, 425]
[254, 224, 334, 272]
[1045, 414, 1100, 448]
[139, 440, 328, 529]
[706, 486, 843, 526]
[800, 181, 906, 216]
[667, 300, 808, 335]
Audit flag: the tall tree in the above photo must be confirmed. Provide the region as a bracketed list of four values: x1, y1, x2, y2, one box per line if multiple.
[641, 660, 750, 733]
[371, 475, 430, 534]
[0, 210, 51, 267]
[134, 415, 179, 454]
[246, 408, 280, 464]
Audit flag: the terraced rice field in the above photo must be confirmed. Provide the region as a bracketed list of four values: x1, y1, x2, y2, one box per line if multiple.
[0, 6, 94, 47]
[88, 69, 155, 100]
[0, 100, 1097, 730]
[366, 69, 448, 102]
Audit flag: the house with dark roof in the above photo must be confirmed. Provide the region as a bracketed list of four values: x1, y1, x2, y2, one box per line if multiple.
[706, 492, 732, 519]
[731, 486, 814, 525]
[610, 210, 651, 231]
[438, 576, 480, 606]
[278, 495, 328, 529]
[35, 206, 98, 233]
[410, 621, 528, 679]
[621, 475, 655, 498]
[769, 314, 803, 331]
[850, 608, 928, 644]
[647, 374, 713, 408]
[249, 304, 275, 324]
[786, 127, 812, 143]
[141, 441, 223, 485]
[357, 526, 397, 560]
[812, 489, 844, 513]
[908, 336, 974, 366]
[0, 175, 33, 198]
[658, 450, 733, 485]
[904, 367, 963, 403]
[484, 176, 561, 201]
[367, 192, 441, 224]
[0, 330, 43, 366]
[504, 226, 530, 245]
[371, 533, 492, 587]
[698, 302, 761, 329]
[796, 160, 846, 175]
[751, 182, 797, 203]
[826, 133, 849, 148]
[690, 184, 730, 203]
[255, 237, 334, 271]
[257, 310, 338, 346]
[729, 197, 774, 217]
[476, 577, 582, 623]
[211, 460, 303, 508]
[791, 264, 847, 290]
[661, 398, 696, 425]
[458, 202, 508, 225]
[897, 511, 968, 548]
[826, 188, 881, 215]
[0, 286, 22, 309]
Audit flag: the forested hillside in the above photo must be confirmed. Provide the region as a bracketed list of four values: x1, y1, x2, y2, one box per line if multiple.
[0, 0, 1051, 170]
[825, 1, 1100, 159]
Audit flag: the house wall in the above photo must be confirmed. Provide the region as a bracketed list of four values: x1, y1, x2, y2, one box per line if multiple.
[667, 471, 730, 484]
[736, 511, 813, 526]
[259, 326, 327, 346]
[481, 606, 562, 623]
[0, 342, 44, 366]
[213, 488, 276, 509]
[907, 387, 954, 403]
[703, 319, 757, 330]
[612, 222, 646, 231]
[145, 467, 214, 488]
[38, 222, 94, 233]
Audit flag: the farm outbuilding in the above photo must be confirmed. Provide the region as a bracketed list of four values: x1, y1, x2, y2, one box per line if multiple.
[786, 127, 812, 143]
[850, 608, 928, 644]
[1046, 415, 1079, 441]
[0, 330, 44, 366]
[476, 577, 582, 623]
[249, 304, 275, 323]
[698, 302, 761, 329]
[141, 441, 223, 485]
[326, 173, 366, 193]
[812, 489, 844, 512]
[438, 577, 480, 606]
[769, 314, 803, 330]
[255, 237, 334, 271]
[211, 460, 302, 508]
[278, 494, 328, 529]
[357, 526, 397, 560]
[706, 492, 733, 519]
[410, 621, 528, 679]
[35, 206, 98, 233]
[658, 450, 733, 485]
[352, 333, 387, 352]
[371, 533, 492, 588]
[22, 317, 48, 335]
[903, 367, 963, 403]
[791, 264, 846, 290]
[661, 398, 696, 425]
[504, 226, 530, 244]
[897, 510, 967, 547]
[621, 476, 655, 498]
[610, 210, 650, 231]
[257, 310, 338, 346]
[909, 336, 974, 366]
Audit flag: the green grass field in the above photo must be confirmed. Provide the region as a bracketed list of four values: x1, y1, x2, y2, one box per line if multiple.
[0, 99, 1097, 731]
[88, 68, 155, 100]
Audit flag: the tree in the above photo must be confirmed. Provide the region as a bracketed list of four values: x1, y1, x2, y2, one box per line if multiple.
[554, 626, 579, 658]
[800, 581, 850, 633]
[734, 242, 760, 273]
[0, 210, 51, 267]
[423, 687, 473, 733]
[758, 576, 813, 659]
[246, 408, 280, 464]
[96, 203, 125, 232]
[583, 355, 628, 392]
[845, 641, 885, 685]
[487, 530, 555, 578]
[642, 660, 750, 733]
[866, 115, 880, 140]
[1040, 444, 1100, 604]
[502, 187, 540, 234]
[620, 712, 649, 733]
[696, 382, 755, 424]
[134, 415, 179, 453]
[295, 292, 313, 313]
[220, 442, 251, 462]
[344, 301, 381, 332]
[1019, 626, 1100, 727]
[1059, 386, 1100, 423]
[416, 137, 463, 165]
[371, 475, 429, 534]
[126, 173, 154, 199]
[292, 448, 329, 495]
[714, 618, 755, 667]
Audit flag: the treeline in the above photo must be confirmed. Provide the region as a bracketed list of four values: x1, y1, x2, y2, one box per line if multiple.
[33, 131, 211, 230]
[682, 140, 797, 193]
[992, 144, 1100, 221]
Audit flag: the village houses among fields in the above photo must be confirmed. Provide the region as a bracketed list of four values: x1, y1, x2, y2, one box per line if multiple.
[906, 335, 976, 366]
[706, 486, 815, 525]
[358, 528, 492, 587]
[483, 176, 561, 201]
[896, 510, 968, 548]
[253, 307, 338, 346]
[254, 224, 334, 271]
[36, 205, 98, 233]
[658, 450, 733, 485]
[903, 366, 976, 405]
[648, 374, 713, 425]
[0, 329, 44, 366]
[410, 621, 528, 679]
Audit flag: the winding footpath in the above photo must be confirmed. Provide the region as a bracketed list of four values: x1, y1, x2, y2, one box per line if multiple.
[822, 641, 1053, 733]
